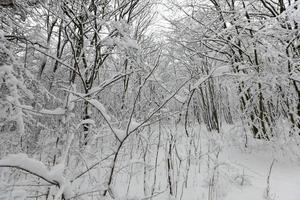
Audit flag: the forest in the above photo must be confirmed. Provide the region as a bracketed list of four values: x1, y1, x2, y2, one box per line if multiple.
[0, 0, 300, 199]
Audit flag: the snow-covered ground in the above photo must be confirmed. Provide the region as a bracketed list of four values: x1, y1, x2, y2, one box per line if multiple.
[183, 126, 300, 200]
[1, 124, 300, 200]
[224, 151, 300, 200]
[144, 125, 300, 200]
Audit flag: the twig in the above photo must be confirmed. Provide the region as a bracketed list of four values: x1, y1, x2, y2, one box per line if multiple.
[265, 159, 276, 199]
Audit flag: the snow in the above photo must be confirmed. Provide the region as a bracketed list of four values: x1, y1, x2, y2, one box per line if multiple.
[0, 64, 26, 135]
[212, 65, 231, 77]
[0, 154, 74, 199]
[2, 1, 300, 200]
[0, 189, 26, 200]
[115, 128, 126, 141]
[123, 37, 139, 49]
[191, 75, 210, 90]
[67, 92, 76, 111]
[225, 22, 232, 28]
[291, 73, 300, 83]
[288, 1, 300, 24]
[49, 163, 65, 181]
[87, 99, 111, 121]
[182, 126, 300, 200]
[39, 107, 65, 115]
[174, 94, 186, 102]
[76, 119, 96, 129]
[108, 124, 300, 200]
[114, 119, 141, 141]
[191, 66, 231, 90]
[223, 151, 300, 200]
[3, 127, 300, 200]
[85, 74, 126, 97]
[0, 153, 50, 181]
[129, 119, 140, 131]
